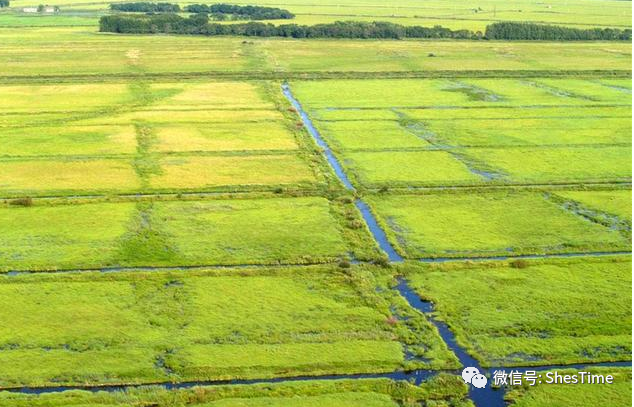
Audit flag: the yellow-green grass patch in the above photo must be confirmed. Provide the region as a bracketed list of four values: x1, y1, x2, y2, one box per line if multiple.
[341, 151, 482, 188]
[406, 258, 632, 366]
[405, 105, 632, 121]
[148, 154, 318, 191]
[152, 122, 299, 153]
[148, 82, 275, 110]
[263, 40, 631, 73]
[139, 197, 350, 265]
[0, 197, 362, 269]
[176, 341, 403, 380]
[0, 202, 134, 271]
[505, 368, 631, 407]
[79, 109, 283, 125]
[366, 192, 630, 258]
[314, 120, 431, 150]
[424, 116, 631, 147]
[293, 78, 632, 111]
[0, 267, 452, 386]
[0, 158, 140, 196]
[0, 83, 133, 113]
[554, 190, 632, 222]
[0, 125, 137, 157]
[0, 28, 248, 76]
[466, 146, 631, 184]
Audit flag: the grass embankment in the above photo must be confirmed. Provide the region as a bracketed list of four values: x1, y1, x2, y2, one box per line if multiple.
[402, 256, 632, 367]
[0, 265, 457, 388]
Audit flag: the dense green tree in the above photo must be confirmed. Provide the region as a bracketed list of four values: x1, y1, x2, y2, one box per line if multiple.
[99, 15, 631, 41]
[486, 22, 631, 41]
[184, 3, 294, 20]
[109, 2, 180, 13]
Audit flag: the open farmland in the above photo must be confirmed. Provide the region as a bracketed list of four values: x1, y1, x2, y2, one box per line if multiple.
[0, 0, 631, 406]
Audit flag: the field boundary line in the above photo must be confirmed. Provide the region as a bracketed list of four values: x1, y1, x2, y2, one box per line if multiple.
[0, 70, 630, 84]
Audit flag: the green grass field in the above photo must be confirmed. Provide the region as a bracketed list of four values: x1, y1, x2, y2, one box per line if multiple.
[0, 266, 457, 387]
[404, 257, 632, 367]
[1, 0, 631, 404]
[0, 197, 385, 270]
[293, 78, 631, 188]
[0, 375, 469, 406]
[366, 192, 630, 258]
[505, 368, 632, 407]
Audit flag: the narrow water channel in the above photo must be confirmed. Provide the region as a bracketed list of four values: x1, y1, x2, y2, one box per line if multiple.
[281, 84, 632, 407]
[282, 83, 403, 262]
[395, 278, 506, 406]
[282, 83, 497, 404]
[282, 83, 355, 191]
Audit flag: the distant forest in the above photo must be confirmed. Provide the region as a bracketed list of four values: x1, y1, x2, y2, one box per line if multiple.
[0, 0, 10, 7]
[110, 2, 181, 12]
[184, 4, 294, 20]
[109, 2, 294, 20]
[99, 14, 632, 41]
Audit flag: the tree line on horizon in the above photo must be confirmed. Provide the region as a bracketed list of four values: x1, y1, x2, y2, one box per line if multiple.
[109, 2, 294, 20]
[99, 13, 632, 41]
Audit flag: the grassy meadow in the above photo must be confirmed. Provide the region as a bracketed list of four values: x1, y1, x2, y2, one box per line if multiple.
[293, 78, 631, 188]
[0, 0, 631, 404]
[0, 266, 457, 388]
[505, 368, 632, 407]
[365, 192, 630, 259]
[0, 375, 469, 406]
[404, 256, 632, 367]
[0, 27, 630, 78]
[0, 197, 384, 270]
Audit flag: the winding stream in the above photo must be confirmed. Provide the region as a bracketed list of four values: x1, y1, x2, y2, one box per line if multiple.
[281, 83, 632, 407]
